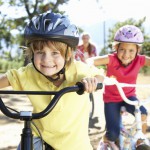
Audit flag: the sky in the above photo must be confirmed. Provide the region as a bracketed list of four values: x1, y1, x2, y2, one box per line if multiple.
[61, 0, 150, 26]
[60, 0, 150, 52]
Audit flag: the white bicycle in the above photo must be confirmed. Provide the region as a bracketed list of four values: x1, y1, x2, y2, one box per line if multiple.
[97, 77, 150, 150]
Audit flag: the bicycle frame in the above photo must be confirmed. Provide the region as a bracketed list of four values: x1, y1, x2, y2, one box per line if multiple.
[0, 82, 103, 150]
[103, 77, 150, 150]
[119, 105, 149, 150]
[89, 93, 95, 119]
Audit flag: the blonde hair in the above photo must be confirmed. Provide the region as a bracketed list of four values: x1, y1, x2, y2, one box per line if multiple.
[81, 32, 90, 39]
[24, 39, 73, 68]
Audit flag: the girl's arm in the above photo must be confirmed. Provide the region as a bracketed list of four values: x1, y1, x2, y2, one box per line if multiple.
[86, 55, 109, 66]
[144, 56, 150, 66]
[0, 74, 10, 89]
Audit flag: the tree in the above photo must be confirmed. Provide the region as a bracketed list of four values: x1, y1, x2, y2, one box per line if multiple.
[0, 0, 69, 63]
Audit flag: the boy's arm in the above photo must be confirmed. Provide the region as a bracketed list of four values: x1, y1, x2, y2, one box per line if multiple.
[144, 56, 150, 66]
[0, 74, 10, 89]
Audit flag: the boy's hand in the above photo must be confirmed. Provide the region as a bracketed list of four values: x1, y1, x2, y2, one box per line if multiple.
[81, 77, 98, 93]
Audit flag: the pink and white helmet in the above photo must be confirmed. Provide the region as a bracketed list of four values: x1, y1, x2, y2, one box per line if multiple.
[114, 25, 144, 46]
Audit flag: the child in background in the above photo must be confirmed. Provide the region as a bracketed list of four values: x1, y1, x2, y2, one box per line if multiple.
[0, 11, 104, 150]
[75, 33, 99, 119]
[75, 32, 97, 62]
[86, 25, 150, 149]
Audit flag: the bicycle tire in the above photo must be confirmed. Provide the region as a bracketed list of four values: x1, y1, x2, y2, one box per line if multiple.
[89, 93, 94, 119]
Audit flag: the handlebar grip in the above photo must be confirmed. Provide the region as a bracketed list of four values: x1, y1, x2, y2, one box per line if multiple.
[76, 82, 103, 95]
[96, 83, 103, 90]
[76, 82, 85, 95]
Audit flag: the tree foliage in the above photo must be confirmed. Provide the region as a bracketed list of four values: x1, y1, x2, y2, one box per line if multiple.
[0, 0, 69, 63]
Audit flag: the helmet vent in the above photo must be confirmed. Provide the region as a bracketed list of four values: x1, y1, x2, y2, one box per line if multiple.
[44, 19, 51, 31]
[53, 18, 63, 30]
[32, 17, 40, 30]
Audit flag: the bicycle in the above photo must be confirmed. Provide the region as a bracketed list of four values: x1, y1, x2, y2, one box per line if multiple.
[97, 77, 150, 150]
[0, 82, 103, 150]
[89, 92, 95, 119]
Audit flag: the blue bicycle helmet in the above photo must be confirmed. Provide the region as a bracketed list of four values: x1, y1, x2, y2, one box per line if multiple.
[24, 11, 79, 81]
[24, 11, 79, 48]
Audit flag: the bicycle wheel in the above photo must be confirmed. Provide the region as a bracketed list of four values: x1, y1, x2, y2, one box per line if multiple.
[89, 93, 94, 119]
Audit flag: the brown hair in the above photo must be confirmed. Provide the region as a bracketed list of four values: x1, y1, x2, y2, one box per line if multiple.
[87, 43, 95, 55]
[24, 39, 73, 68]
[82, 33, 95, 55]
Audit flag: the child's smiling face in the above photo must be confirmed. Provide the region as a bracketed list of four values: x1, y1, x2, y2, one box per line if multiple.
[33, 41, 65, 77]
[117, 43, 138, 66]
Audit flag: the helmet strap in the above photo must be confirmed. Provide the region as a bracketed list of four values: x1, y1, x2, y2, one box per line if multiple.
[31, 46, 69, 82]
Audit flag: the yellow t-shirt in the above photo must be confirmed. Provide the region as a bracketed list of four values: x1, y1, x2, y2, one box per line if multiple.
[6, 60, 102, 150]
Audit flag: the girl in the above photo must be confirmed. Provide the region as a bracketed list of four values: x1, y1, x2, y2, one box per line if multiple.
[75, 33, 97, 62]
[87, 25, 150, 149]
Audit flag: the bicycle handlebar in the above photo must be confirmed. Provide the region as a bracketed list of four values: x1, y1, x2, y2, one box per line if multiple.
[0, 82, 103, 120]
[103, 77, 150, 106]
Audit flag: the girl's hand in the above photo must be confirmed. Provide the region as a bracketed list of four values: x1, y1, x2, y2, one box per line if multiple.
[81, 77, 98, 93]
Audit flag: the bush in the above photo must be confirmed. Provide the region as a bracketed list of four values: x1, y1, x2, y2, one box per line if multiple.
[140, 66, 150, 75]
[0, 59, 24, 73]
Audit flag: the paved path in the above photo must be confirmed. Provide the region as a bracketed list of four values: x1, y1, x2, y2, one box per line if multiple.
[0, 88, 105, 150]
[89, 74, 150, 149]
[89, 89, 150, 150]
